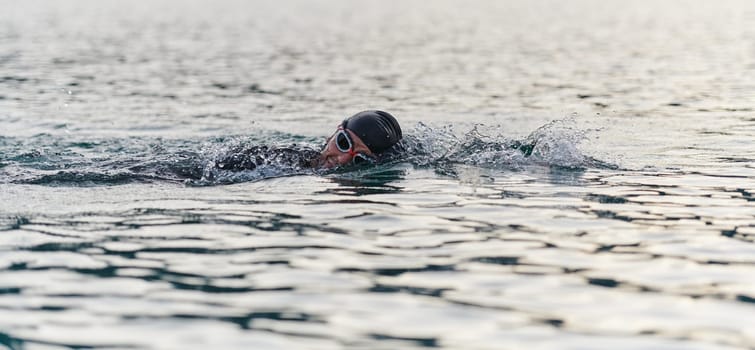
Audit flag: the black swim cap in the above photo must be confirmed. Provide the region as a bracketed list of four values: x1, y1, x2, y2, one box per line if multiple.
[342, 110, 402, 154]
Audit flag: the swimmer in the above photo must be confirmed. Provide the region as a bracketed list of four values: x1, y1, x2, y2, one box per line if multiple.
[214, 110, 402, 172]
[317, 110, 402, 168]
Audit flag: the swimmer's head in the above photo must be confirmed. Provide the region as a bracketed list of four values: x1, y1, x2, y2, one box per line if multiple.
[319, 110, 403, 169]
[342, 110, 403, 154]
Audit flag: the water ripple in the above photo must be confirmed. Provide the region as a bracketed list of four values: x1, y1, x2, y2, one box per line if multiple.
[2, 0, 755, 348]
[2, 165, 755, 348]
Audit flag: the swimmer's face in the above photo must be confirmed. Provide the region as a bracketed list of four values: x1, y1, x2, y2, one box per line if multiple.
[318, 127, 374, 169]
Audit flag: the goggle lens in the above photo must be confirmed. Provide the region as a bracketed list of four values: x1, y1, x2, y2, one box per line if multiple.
[336, 130, 352, 152]
[333, 128, 375, 166]
[352, 153, 372, 165]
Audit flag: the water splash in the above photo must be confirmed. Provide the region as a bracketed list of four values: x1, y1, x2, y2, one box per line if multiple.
[400, 117, 612, 171]
[191, 136, 322, 186]
[0, 136, 206, 185]
[1, 118, 614, 186]
[523, 117, 591, 167]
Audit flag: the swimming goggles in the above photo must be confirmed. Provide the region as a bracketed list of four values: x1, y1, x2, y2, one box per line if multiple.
[335, 127, 375, 165]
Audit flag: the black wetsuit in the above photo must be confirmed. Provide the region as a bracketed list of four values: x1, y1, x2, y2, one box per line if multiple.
[214, 145, 320, 171]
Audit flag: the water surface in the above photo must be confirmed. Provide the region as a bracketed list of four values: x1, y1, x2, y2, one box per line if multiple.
[1, 0, 754, 349]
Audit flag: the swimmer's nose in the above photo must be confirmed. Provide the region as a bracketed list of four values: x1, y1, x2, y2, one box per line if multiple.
[322, 153, 351, 168]
[335, 152, 352, 165]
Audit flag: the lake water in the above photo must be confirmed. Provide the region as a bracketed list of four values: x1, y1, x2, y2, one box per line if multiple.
[1, 0, 755, 349]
